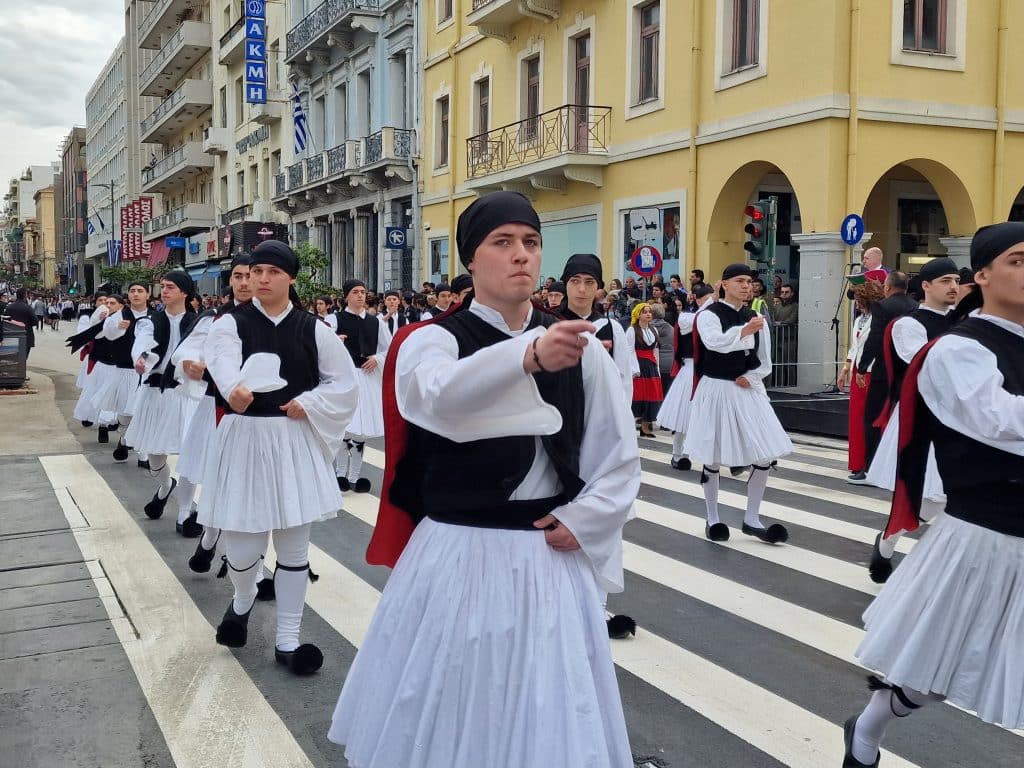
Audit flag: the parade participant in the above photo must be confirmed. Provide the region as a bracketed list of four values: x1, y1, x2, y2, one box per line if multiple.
[199, 239, 359, 675]
[334, 279, 391, 493]
[314, 296, 337, 331]
[626, 302, 663, 438]
[546, 279, 565, 309]
[558, 252, 631, 404]
[97, 283, 151, 462]
[379, 290, 407, 335]
[123, 272, 199, 534]
[658, 283, 715, 470]
[330, 191, 639, 767]
[179, 257, 275, 596]
[451, 272, 473, 302]
[842, 222, 1024, 767]
[68, 292, 113, 436]
[863, 257, 959, 582]
[685, 264, 793, 543]
[421, 282, 454, 318]
[841, 280, 885, 484]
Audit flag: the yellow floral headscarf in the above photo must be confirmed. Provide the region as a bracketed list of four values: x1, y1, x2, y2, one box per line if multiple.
[630, 302, 650, 326]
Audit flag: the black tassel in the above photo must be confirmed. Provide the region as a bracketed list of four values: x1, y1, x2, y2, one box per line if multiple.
[216, 557, 228, 579]
[308, 567, 319, 583]
[700, 470, 709, 484]
[867, 674, 891, 692]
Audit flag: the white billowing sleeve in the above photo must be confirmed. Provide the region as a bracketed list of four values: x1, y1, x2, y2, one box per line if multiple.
[99, 313, 125, 340]
[373, 318, 392, 367]
[90, 306, 109, 326]
[131, 317, 159, 372]
[745, 324, 774, 382]
[891, 316, 929, 364]
[697, 308, 755, 353]
[551, 340, 641, 594]
[322, 313, 338, 331]
[395, 324, 562, 442]
[608, 320, 633, 406]
[171, 315, 214, 368]
[203, 315, 244, 399]
[919, 334, 1024, 456]
[678, 312, 696, 337]
[293, 321, 361, 456]
[624, 326, 641, 377]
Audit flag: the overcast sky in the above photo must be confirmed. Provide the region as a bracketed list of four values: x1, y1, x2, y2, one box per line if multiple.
[0, 1, 123, 194]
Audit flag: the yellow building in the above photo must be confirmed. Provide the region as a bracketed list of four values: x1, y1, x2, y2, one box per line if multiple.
[420, 0, 1024, 388]
[26, 186, 58, 289]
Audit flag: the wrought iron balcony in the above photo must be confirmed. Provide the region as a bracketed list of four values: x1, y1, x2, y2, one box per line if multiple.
[218, 14, 246, 65]
[139, 21, 212, 98]
[221, 204, 252, 226]
[138, 0, 195, 50]
[466, 104, 611, 191]
[360, 128, 415, 180]
[274, 173, 286, 199]
[288, 162, 305, 190]
[140, 79, 213, 144]
[467, 0, 560, 42]
[144, 203, 216, 237]
[285, 0, 381, 64]
[272, 140, 363, 204]
[141, 142, 215, 194]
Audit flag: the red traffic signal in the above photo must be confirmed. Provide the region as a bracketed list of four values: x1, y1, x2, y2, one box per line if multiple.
[743, 201, 771, 261]
[744, 204, 765, 221]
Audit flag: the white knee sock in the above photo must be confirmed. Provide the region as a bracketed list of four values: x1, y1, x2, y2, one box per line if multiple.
[852, 683, 940, 765]
[744, 466, 770, 529]
[272, 524, 312, 651]
[672, 432, 686, 461]
[149, 456, 172, 498]
[260, 561, 273, 581]
[335, 441, 351, 478]
[701, 465, 721, 526]
[878, 531, 898, 559]
[346, 441, 365, 484]
[117, 414, 131, 428]
[176, 477, 197, 524]
[222, 530, 268, 615]
[200, 526, 220, 551]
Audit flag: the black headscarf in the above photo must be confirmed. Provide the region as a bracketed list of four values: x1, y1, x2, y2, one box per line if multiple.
[456, 191, 541, 267]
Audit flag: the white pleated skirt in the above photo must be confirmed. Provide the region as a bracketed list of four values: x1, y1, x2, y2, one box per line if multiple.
[89, 366, 140, 417]
[682, 377, 793, 467]
[864, 404, 945, 500]
[856, 513, 1024, 728]
[175, 395, 216, 484]
[346, 368, 384, 438]
[75, 359, 88, 389]
[197, 413, 343, 533]
[329, 518, 633, 768]
[123, 385, 197, 456]
[72, 363, 113, 423]
[656, 359, 694, 432]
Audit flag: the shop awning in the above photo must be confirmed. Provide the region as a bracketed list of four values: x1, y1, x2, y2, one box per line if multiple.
[187, 266, 208, 279]
[147, 240, 170, 267]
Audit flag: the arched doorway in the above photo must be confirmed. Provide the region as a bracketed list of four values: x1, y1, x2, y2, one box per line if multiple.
[860, 159, 975, 273]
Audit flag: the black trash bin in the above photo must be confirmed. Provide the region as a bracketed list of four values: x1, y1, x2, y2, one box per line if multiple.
[0, 319, 28, 387]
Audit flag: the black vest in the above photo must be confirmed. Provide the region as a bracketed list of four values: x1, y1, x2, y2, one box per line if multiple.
[230, 303, 319, 417]
[888, 308, 951, 404]
[384, 312, 408, 336]
[145, 310, 197, 389]
[390, 308, 586, 528]
[561, 307, 614, 356]
[928, 317, 1024, 537]
[696, 302, 760, 381]
[335, 310, 380, 367]
[110, 307, 151, 369]
[674, 313, 695, 365]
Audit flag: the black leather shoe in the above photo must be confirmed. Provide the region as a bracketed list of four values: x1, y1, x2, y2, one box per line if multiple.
[337, 477, 350, 492]
[97, 426, 109, 444]
[188, 539, 216, 573]
[215, 603, 252, 648]
[354, 478, 371, 493]
[842, 715, 880, 767]
[607, 614, 637, 639]
[705, 522, 730, 541]
[742, 522, 789, 544]
[112, 441, 129, 462]
[256, 576, 276, 601]
[143, 477, 176, 520]
[137, 459, 150, 470]
[81, 420, 93, 427]
[869, 533, 894, 584]
[175, 510, 203, 538]
[275, 644, 323, 675]
[670, 457, 692, 471]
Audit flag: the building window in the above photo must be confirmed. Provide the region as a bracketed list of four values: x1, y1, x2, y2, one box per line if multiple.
[730, 0, 759, 71]
[430, 237, 449, 280]
[475, 77, 490, 136]
[903, 0, 946, 53]
[435, 95, 450, 168]
[638, 2, 660, 102]
[438, 0, 452, 23]
[522, 55, 541, 142]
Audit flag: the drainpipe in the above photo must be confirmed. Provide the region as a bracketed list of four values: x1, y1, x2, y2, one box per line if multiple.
[993, 0, 1008, 223]
[686, 0, 701, 273]
[846, 0, 860, 226]
[446, 9, 462, 280]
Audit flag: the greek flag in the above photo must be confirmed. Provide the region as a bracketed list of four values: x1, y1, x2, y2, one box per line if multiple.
[292, 81, 308, 155]
[106, 239, 122, 267]
[66, 253, 74, 279]
[87, 219, 97, 236]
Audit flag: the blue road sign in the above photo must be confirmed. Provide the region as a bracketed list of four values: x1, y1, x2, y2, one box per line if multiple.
[165, 236, 187, 249]
[841, 213, 865, 246]
[385, 227, 408, 250]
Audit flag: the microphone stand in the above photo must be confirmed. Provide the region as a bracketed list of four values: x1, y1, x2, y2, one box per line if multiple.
[816, 262, 860, 396]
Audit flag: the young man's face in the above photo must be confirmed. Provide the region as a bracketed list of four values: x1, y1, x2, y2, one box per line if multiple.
[127, 285, 149, 310]
[346, 286, 367, 312]
[160, 280, 186, 308]
[229, 265, 252, 301]
[250, 264, 293, 305]
[384, 295, 400, 312]
[652, 286, 663, 299]
[779, 286, 794, 302]
[975, 244, 1024, 313]
[923, 274, 960, 307]
[724, 275, 753, 304]
[566, 274, 599, 308]
[467, 223, 541, 307]
[435, 289, 453, 307]
[670, 277, 681, 289]
[546, 291, 564, 308]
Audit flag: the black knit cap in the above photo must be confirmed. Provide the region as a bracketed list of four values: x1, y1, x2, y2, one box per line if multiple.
[251, 239, 299, 277]
[547, 280, 566, 295]
[918, 257, 959, 283]
[435, 283, 453, 295]
[560, 253, 603, 288]
[970, 222, 1024, 270]
[456, 191, 541, 267]
[162, 269, 194, 296]
[722, 263, 754, 280]
[230, 253, 253, 269]
[342, 279, 366, 299]
[451, 274, 473, 294]
[384, 289, 400, 299]
[127, 280, 149, 292]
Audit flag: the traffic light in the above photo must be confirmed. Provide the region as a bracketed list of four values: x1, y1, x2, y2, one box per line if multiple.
[743, 201, 771, 262]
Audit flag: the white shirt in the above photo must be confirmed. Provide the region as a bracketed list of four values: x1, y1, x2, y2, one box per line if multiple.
[623, 325, 658, 377]
[394, 300, 640, 593]
[919, 312, 1024, 457]
[203, 297, 360, 456]
[891, 304, 950, 364]
[132, 309, 187, 375]
[99, 307, 149, 340]
[847, 313, 872, 371]
[696, 300, 773, 383]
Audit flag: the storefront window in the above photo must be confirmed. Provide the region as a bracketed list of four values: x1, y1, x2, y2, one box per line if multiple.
[622, 205, 681, 282]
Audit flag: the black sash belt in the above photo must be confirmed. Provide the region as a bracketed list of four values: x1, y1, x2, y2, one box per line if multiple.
[426, 495, 566, 531]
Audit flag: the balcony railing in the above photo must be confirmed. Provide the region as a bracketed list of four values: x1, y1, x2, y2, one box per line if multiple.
[467, 104, 611, 179]
[221, 204, 251, 225]
[306, 154, 325, 182]
[140, 79, 211, 137]
[275, 173, 286, 198]
[219, 14, 244, 48]
[286, 0, 380, 62]
[144, 203, 215, 236]
[288, 162, 305, 189]
[143, 146, 186, 185]
[327, 144, 347, 176]
[365, 131, 382, 165]
[140, 25, 185, 85]
[138, 21, 211, 96]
